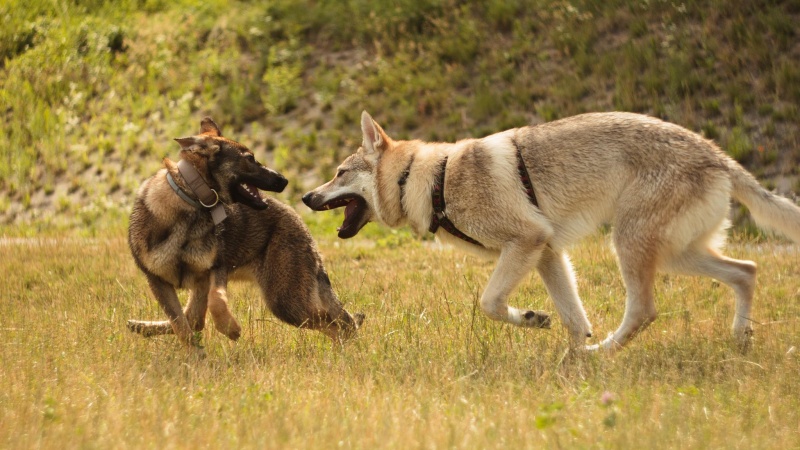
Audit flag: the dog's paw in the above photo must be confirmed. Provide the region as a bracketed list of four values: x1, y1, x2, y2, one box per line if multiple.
[354, 313, 366, 328]
[733, 326, 754, 353]
[521, 310, 551, 329]
[219, 322, 242, 341]
[211, 315, 242, 341]
[223, 322, 242, 341]
[585, 333, 622, 353]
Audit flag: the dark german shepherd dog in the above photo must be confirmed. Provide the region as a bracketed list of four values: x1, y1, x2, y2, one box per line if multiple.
[127, 118, 363, 356]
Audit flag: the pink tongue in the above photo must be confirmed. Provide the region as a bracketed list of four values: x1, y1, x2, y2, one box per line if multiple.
[344, 199, 357, 219]
[338, 200, 357, 232]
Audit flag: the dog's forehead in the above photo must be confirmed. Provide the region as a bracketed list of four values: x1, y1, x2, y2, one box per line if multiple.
[342, 150, 373, 171]
[214, 137, 250, 153]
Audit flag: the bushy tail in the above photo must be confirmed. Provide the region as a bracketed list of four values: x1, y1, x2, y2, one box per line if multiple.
[729, 159, 800, 242]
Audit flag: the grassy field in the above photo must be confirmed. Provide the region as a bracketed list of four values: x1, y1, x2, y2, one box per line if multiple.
[2, 1, 800, 448]
[1, 226, 798, 448]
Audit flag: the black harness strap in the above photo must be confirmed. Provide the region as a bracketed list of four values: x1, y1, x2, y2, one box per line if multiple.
[397, 156, 414, 205]
[514, 140, 539, 207]
[428, 145, 539, 247]
[428, 156, 485, 247]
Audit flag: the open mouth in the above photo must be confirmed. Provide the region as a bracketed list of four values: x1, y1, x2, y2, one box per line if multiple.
[313, 194, 369, 239]
[234, 182, 268, 209]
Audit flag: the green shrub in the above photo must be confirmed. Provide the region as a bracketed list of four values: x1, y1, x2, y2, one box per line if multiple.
[725, 126, 753, 162]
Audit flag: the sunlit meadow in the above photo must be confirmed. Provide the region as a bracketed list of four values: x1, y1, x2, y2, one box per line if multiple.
[2, 1, 799, 448]
[1, 221, 798, 448]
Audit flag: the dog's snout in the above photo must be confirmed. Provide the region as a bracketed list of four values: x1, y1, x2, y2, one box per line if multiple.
[302, 192, 314, 207]
[275, 175, 288, 192]
[265, 168, 288, 193]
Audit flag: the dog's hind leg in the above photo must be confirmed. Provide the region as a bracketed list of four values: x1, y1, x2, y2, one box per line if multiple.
[208, 269, 241, 341]
[537, 247, 593, 347]
[666, 246, 756, 348]
[590, 229, 659, 352]
[480, 233, 552, 329]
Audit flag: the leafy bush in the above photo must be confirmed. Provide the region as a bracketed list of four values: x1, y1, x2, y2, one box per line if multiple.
[1, 0, 798, 229]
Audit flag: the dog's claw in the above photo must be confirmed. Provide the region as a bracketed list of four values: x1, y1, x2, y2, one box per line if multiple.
[522, 310, 551, 329]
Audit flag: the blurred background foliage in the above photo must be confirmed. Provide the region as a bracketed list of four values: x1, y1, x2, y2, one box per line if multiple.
[0, 0, 798, 233]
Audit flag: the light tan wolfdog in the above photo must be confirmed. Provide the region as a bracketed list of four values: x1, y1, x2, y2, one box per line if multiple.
[303, 111, 800, 351]
[128, 118, 363, 357]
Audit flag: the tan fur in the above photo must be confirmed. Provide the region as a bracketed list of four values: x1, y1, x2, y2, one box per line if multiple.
[128, 119, 363, 357]
[305, 111, 800, 352]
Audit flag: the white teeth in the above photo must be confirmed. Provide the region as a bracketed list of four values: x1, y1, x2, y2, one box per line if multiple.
[240, 183, 260, 199]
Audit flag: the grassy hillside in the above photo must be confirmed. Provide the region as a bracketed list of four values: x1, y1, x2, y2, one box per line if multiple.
[1, 0, 799, 232]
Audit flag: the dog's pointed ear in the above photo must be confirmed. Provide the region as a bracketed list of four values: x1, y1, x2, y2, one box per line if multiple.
[361, 111, 389, 155]
[174, 136, 220, 156]
[175, 136, 199, 150]
[200, 117, 222, 137]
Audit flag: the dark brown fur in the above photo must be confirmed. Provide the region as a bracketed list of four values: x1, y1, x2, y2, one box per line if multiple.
[127, 118, 363, 356]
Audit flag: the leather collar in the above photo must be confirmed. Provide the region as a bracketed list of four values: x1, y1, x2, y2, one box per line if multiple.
[166, 160, 228, 225]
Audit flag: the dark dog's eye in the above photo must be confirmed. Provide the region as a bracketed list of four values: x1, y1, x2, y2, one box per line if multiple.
[336, 169, 347, 178]
[245, 153, 256, 162]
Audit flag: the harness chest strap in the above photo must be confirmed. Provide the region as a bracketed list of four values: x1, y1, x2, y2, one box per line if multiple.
[428, 145, 539, 247]
[515, 144, 539, 208]
[428, 156, 484, 247]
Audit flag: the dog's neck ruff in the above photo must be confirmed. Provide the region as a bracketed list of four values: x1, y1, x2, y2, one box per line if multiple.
[166, 159, 228, 225]
[428, 143, 539, 247]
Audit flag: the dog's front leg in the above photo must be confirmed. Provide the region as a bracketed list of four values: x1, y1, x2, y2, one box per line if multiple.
[479, 236, 551, 329]
[145, 273, 204, 356]
[536, 247, 593, 347]
[184, 275, 210, 332]
[127, 276, 210, 337]
[208, 269, 242, 341]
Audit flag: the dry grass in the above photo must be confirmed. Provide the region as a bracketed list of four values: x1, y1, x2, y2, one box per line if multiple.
[1, 229, 798, 448]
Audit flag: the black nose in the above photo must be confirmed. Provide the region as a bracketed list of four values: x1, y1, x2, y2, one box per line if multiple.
[302, 192, 313, 207]
[277, 176, 288, 192]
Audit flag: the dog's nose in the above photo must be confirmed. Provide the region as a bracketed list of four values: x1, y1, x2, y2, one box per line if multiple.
[302, 192, 313, 207]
